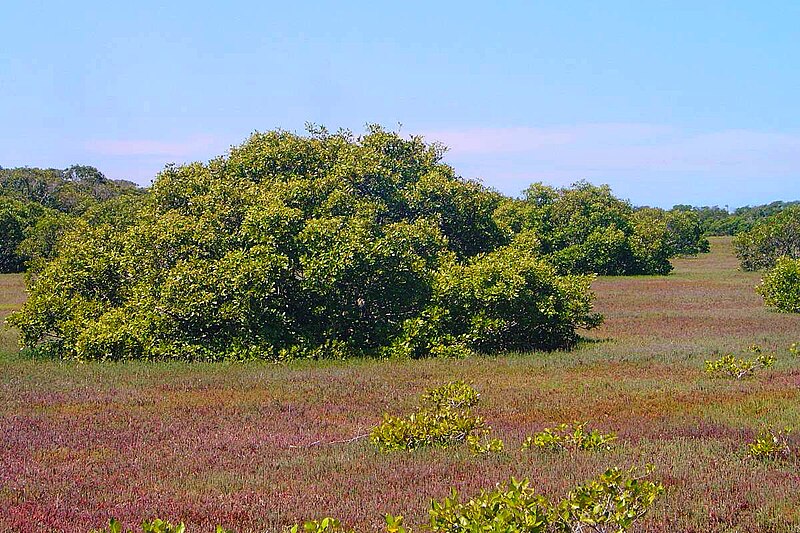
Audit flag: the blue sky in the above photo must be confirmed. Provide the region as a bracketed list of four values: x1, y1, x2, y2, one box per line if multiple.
[1, 1, 798, 208]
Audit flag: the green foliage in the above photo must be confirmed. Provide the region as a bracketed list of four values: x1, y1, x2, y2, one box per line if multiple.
[289, 515, 408, 533]
[495, 181, 705, 276]
[420, 380, 480, 409]
[756, 256, 800, 312]
[90, 518, 197, 533]
[370, 382, 500, 453]
[429, 478, 551, 532]
[704, 347, 776, 379]
[521, 422, 617, 452]
[10, 127, 600, 361]
[466, 434, 505, 455]
[0, 195, 42, 272]
[370, 407, 487, 452]
[430, 245, 602, 352]
[633, 207, 710, 257]
[289, 517, 354, 533]
[734, 206, 800, 271]
[0, 165, 141, 273]
[553, 465, 664, 532]
[0, 165, 141, 214]
[748, 427, 792, 461]
[682, 201, 800, 236]
[790, 342, 799, 357]
[428, 467, 663, 532]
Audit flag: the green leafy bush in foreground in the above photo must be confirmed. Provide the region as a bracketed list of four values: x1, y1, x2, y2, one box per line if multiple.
[521, 421, 617, 452]
[757, 256, 800, 313]
[428, 466, 663, 532]
[8, 126, 601, 361]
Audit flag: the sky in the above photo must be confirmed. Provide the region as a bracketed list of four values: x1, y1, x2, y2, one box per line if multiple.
[1, 1, 799, 208]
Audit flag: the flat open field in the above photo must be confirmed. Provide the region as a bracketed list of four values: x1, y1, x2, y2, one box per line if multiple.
[1, 237, 799, 532]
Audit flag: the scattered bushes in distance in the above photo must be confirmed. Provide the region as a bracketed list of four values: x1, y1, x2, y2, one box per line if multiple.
[748, 427, 793, 461]
[757, 256, 800, 313]
[9, 126, 602, 361]
[494, 181, 708, 276]
[0, 165, 141, 213]
[370, 381, 499, 454]
[521, 422, 617, 452]
[675, 201, 800, 237]
[704, 346, 776, 379]
[734, 206, 800, 271]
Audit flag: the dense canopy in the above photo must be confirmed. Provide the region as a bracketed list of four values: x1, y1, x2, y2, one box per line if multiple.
[8, 127, 711, 361]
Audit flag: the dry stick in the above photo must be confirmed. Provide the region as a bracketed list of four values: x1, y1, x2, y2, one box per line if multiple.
[288, 433, 369, 449]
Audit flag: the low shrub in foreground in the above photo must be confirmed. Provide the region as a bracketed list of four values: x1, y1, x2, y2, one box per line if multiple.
[370, 381, 499, 453]
[429, 465, 663, 532]
[748, 427, 793, 461]
[757, 256, 800, 313]
[704, 346, 775, 379]
[521, 421, 617, 452]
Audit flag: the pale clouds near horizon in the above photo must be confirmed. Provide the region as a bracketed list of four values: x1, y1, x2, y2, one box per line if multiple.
[80, 124, 798, 206]
[419, 124, 800, 177]
[85, 123, 800, 177]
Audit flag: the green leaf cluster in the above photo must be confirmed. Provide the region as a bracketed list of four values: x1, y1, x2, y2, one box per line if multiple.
[370, 381, 497, 453]
[756, 256, 800, 313]
[521, 422, 617, 452]
[429, 466, 663, 532]
[704, 348, 776, 379]
[289, 517, 355, 533]
[92, 518, 231, 533]
[0, 165, 142, 273]
[748, 426, 793, 461]
[0, 195, 43, 272]
[495, 181, 708, 276]
[734, 206, 800, 271]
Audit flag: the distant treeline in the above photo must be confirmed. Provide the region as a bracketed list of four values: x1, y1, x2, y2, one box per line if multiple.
[671, 202, 800, 236]
[0, 165, 142, 272]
